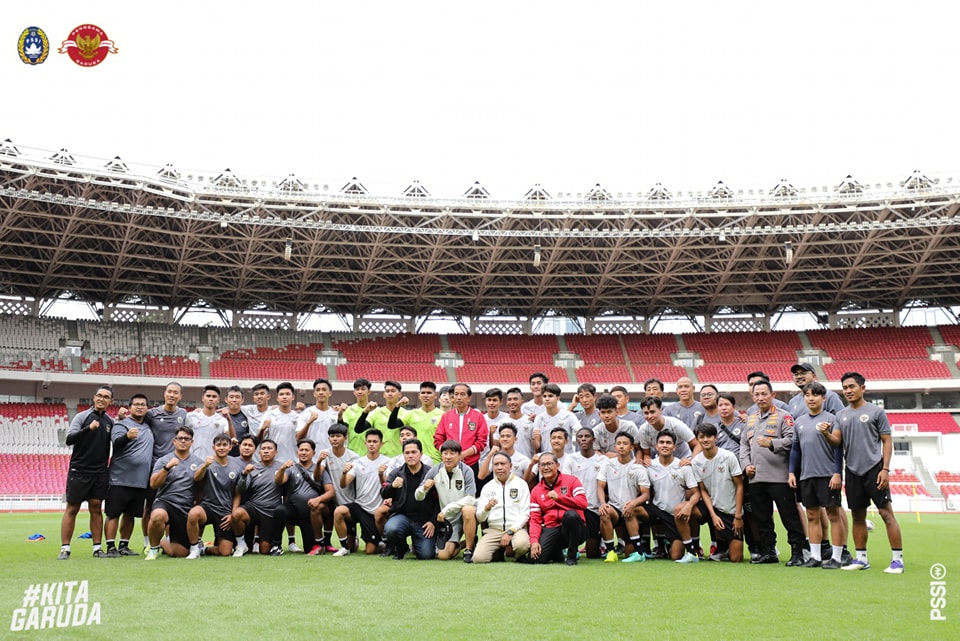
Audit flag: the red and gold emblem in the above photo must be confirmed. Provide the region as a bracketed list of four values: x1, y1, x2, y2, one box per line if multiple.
[59, 24, 118, 67]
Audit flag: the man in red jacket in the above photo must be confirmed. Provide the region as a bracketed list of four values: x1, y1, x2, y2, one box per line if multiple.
[529, 452, 587, 566]
[434, 384, 487, 491]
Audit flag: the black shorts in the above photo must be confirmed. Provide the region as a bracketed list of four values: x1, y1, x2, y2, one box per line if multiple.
[65, 471, 108, 505]
[152, 500, 190, 548]
[646, 503, 681, 543]
[240, 503, 280, 545]
[105, 485, 146, 519]
[709, 508, 744, 543]
[845, 461, 892, 511]
[800, 477, 842, 509]
[345, 503, 379, 544]
[198, 505, 236, 544]
[584, 509, 600, 540]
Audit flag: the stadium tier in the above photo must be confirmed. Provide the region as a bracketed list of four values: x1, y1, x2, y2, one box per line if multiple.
[0, 453, 70, 494]
[886, 412, 960, 434]
[683, 331, 803, 363]
[4, 315, 960, 385]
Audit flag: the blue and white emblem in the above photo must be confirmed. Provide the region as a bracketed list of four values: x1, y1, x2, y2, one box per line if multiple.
[19, 27, 49, 65]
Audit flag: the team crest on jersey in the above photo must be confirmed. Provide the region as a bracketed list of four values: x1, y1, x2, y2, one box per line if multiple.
[228, 471, 236, 479]
[859, 414, 869, 423]
[190, 464, 198, 471]
[177, 416, 184, 425]
[18, 27, 49, 65]
[455, 479, 463, 490]
[560, 486, 568, 495]
[733, 428, 741, 436]
[430, 417, 438, 424]
[718, 464, 725, 472]
[468, 421, 476, 431]
[509, 488, 518, 499]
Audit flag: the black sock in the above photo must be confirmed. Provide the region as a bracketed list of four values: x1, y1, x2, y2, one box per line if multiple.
[106, 540, 116, 551]
[118, 539, 129, 550]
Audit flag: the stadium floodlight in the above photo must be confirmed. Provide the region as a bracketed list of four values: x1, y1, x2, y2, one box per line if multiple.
[472, 231, 479, 242]
[533, 244, 542, 267]
[718, 232, 726, 242]
[784, 241, 794, 264]
[284, 239, 293, 261]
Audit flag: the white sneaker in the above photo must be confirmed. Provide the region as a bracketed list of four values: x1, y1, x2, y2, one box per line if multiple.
[232, 541, 248, 558]
[186, 545, 202, 560]
[144, 547, 160, 561]
[287, 542, 303, 554]
[332, 547, 351, 557]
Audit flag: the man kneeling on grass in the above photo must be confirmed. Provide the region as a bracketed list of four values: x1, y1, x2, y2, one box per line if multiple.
[381, 438, 439, 559]
[187, 433, 245, 558]
[145, 426, 203, 560]
[415, 439, 478, 562]
[473, 452, 531, 563]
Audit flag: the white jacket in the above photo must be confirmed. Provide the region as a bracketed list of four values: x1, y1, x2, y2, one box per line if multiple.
[475, 473, 530, 532]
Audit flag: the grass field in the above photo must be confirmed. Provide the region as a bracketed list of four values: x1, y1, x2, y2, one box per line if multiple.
[0, 512, 957, 641]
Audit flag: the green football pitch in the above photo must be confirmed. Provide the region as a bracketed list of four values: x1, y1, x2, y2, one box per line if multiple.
[0, 512, 957, 641]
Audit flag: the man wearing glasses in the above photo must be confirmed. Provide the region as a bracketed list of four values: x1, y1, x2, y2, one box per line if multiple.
[145, 426, 203, 560]
[59, 385, 115, 560]
[104, 393, 154, 557]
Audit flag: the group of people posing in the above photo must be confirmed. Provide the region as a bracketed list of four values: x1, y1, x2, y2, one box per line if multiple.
[57, 366, 904, 573]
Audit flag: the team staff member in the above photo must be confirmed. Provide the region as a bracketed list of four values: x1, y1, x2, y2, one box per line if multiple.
[59, 385, 115, 560]
[529, 453, 587, 566]
[827, 372, 905, 574]
[788, 382, 845, 569]
[232, 439, 285, 556]
[416, 440, 479, 562]
[104, 393, 154, 557]
[473, 452, 531, 563]
[434, 383, 487, 483]
[145, 426, 204, 560]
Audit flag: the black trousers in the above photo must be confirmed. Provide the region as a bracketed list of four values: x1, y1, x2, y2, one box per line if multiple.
[749, 481, 805, 556]
[536, 510, 585, 563]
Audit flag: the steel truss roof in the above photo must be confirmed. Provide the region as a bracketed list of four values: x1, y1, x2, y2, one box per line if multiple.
[2, 147, 960, 321]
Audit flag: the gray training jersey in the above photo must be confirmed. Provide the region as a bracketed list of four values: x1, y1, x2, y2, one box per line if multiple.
[200, 457, 245, 514]
[836, 403, 891, 476]
[663, 401, 705, 430]
[788, 390, 845, 419]
[285, 463, 332, 501]
[793, 412, 841, 481]
[153, 453, 204, 513]
[147, 406, 188, 461]
[238, 460, 284, 514]
[109, 418, 154, 488]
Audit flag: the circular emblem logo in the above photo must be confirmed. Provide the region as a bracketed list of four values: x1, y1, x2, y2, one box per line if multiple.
[19, 27, 49, 65]
[229, 471, 237, 479]
[859, 414, 869, 423]
[59, 24, 118, 67]
[190, 464, 198, 471]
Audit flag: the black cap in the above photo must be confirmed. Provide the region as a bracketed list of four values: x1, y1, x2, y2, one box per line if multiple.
[790, 363, 816, 374]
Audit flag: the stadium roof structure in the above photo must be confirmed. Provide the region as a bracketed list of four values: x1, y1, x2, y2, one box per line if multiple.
[2, 141, 960, 324]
